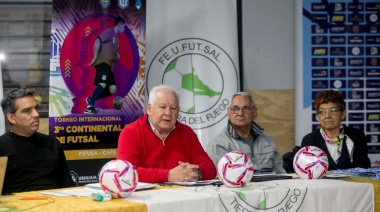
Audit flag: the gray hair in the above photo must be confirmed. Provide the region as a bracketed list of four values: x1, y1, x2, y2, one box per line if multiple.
[148, 85, 180, 105]
[1, 87, 36, 115]
[231, 92, 256, 108]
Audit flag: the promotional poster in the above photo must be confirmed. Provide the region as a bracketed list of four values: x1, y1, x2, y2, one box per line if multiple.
[49, 0, 146, 185]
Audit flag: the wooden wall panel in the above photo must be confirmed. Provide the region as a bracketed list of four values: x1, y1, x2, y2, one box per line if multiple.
[247, 89, 295, 155]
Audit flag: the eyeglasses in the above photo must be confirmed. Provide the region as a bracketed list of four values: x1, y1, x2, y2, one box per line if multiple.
[229, 106, 253, 114]
[317, 108, 341, 116]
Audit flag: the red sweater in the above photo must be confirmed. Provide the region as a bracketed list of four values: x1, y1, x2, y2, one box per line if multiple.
[117, 113, 216, 183]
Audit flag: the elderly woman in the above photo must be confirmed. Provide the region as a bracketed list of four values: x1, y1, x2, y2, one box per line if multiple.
[301, 90, 370, 170]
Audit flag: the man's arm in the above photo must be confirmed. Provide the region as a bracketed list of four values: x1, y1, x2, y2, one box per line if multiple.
[89, 38, 101, 66]
[55, 139, 75, 187]
[187, 131, 217, 180]
[273, 150, 287, 174]
[205, 136, 230, 166]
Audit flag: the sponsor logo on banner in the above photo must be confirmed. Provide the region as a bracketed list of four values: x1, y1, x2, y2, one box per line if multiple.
[349, 25, 361, 33]
[70, 171, 79, 186]
[368, 47, 379, 55]
[147, 38, 238, 129]
[348, 80, 364, 88]
[118, 0, 129, 9]
[330, 69, 345, 78]
[330, 36, 345, 44]
[367, 102, 380, 110]
[349, 124, 364, 131]
[330, 47, 345, 55]
[312, 36, 327, 44]
[348, 3, 363, 11]
[312, 47, 327, 55]
[348, 90, 363, 99]
[368, 14, 378, 23]
[368, 25, 378, 33]
[366, 36, 380, 44]
[348, 113, 365, 121]
[366, 80, 380, 88]
[367, 91, 380, 99]
[312, 80, 328, 88]
[349, 47, 362, 55]
[366, 69, 380, 77]
[312, 58, 327, 66]
[69, 171, 98, 185]
[368, 124, 380, 132]
[331, 3, 344, 11]
[368, 58, 379, 66]
[330, 15, 345, 22]
[366, 3, 380, 11]
[349, 58, 364, 66]
[330, 58, 345, 66]
[312, 3, 326, 11]
[331, 80, 344, 89]
[348, 69, 364, 77]
[330, 25, 345, 33]
[367, 113, 380, 121]
[348, 36, 364, 44]
[369, 135, 379, 144]
[312, 69, 328, 77]
[348, 102, 364, 110]
[348, 14, 363, 22]
[99, 0, 111, 8]
[312, 25, 326, 34]
[311, 15, 328, 22]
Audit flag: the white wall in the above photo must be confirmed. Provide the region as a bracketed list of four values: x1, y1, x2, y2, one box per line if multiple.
[242, 0, 295, 90]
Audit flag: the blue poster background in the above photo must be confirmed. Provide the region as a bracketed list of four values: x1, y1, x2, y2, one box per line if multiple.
[302, 0, 380, 166]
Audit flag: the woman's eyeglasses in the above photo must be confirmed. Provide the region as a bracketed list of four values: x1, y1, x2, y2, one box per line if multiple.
[317, 108, 341, 116]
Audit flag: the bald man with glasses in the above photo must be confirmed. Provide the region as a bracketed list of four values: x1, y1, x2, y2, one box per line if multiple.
[206, 92, 286, 174]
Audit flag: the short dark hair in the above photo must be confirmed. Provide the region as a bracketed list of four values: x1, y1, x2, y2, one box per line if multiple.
[1, 87, 35, 115]
[114, 16, 125, 26]
[314, 90, 346, 111]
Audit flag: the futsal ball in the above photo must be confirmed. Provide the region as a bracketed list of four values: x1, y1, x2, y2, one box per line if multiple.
[217, 151, 254, 187]
[99, 160, 138, 198]
[113, 96, 124, 110]
[293, 146, 329, 180]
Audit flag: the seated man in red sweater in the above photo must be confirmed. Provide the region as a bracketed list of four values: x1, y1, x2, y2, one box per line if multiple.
[117, 85, 216, 183]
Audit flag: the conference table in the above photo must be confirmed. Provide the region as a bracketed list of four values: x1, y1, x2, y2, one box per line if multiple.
[0, 177, 378, 212]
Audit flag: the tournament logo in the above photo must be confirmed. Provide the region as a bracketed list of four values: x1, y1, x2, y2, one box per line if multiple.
[193, 186, 306, 211]
[70, 170, 79, 186]
[147, 38, 238, 129]
[118, 0, 129, 9]
[99, 0, 110, 8]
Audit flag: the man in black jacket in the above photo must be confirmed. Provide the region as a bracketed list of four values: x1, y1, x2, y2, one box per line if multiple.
[0, 87, 75, 194]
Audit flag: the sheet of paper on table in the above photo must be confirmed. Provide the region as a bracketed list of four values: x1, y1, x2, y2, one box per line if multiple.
[40, 182, 157, 197]
[159, 179, 221, 186]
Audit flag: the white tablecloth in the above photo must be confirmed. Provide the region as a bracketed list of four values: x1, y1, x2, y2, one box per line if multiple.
[127, 179, 374, 212]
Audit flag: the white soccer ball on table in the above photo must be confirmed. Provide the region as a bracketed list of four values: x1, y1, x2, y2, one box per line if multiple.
[217, 151, 254, 187]
[99, 159, 138, 198]
[293, 146, 329, 180]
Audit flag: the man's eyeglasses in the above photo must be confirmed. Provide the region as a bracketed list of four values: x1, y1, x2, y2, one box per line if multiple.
[317, 108, 341, 116]
[229, 106, 253, 114]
